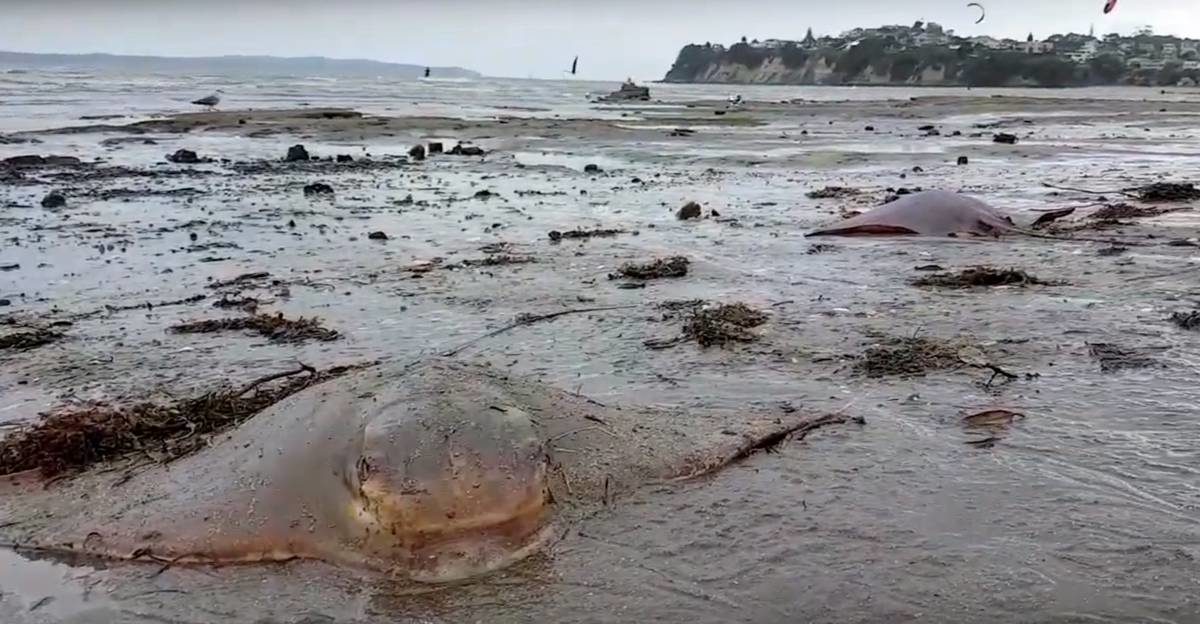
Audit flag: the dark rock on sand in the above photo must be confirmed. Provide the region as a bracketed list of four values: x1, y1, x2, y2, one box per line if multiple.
[367, 231, 389, 241]
[41, 192, 66, 208]
[3, 155, 82, 168]
[993, 133, 1018, 145]
[0, 299, 10, 307]
[598, 79, 650, 102]
[957, 156, 969, 165]
[449, 144, 485, 157]
[166, 149, 203, 164]
[336, 154, 354, 163]
[303, 182, 334, 196]
[474, 189, 496, 199]
[285, 145, 311, 162]
[428, 142, 444, 154]
[409, 145, 426, 161]
[677, 201, 702, 220]
[584, 163, 602, 174]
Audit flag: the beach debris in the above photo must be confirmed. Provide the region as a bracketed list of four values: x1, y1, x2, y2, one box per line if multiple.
[474, 189, 497, 199]
[855, 336, 966, 377]
[428, 142, 444, 154]
[170, 312, 339, 343]
[613, 256, 690, 280]
[1087, 343, 1159, 372]
[1128, 182, 1200, 203]
[547, 227, 626, 242]
[1169, 311, 1200, 330]
[584, 163, 603, 174]
[40, 192, 66, 209]
[336, 154, 354, 163]
[409, 144, 426, 161]
[993, 133, 1018, 144]
[303, 182, 334, 196]
[1091, 202, 1178, 219]
[212, 295, 262, 312]
[806, 186, 860, 199]
[645, 301, 768, 349]
[0, 325, 63, 351]
[166, 149, 205, 164]
[0, 362, 372, 476]
[912, 266, 1054, 289]
[677, 201, 702, 220]
[1097, 245, 1128, 256]
[368, 231, 389, 241]
[207, 271, 271, 290]
[1030, 207, 1076, 228]
[285, 144, 311, 162]
[957, 156, 969, 165]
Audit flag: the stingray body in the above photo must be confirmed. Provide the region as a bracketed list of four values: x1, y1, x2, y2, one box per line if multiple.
[0, 359, 829, 582]
[806, 190, 1016, 238]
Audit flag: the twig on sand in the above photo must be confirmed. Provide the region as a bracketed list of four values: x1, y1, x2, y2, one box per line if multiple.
[1042, 182, 1135, 198]
[233, 363, 315, 397]
[674, 412, 866, 481]
[440, 305, 635, 357]
[979, 363, 1020, 388]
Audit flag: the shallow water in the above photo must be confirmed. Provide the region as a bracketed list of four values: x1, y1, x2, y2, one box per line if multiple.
[2, 74, 1200, 623]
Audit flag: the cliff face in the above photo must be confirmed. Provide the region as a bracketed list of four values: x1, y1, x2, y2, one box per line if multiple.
[662, 42, 958, 86]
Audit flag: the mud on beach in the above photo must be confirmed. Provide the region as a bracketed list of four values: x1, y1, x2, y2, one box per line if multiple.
[2, 91, 1200, 623]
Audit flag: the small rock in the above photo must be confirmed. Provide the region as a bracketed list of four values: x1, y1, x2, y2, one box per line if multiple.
[951, 130, 962, 136]
[912, 166, 923, 173]
[0, 263, 18, 271]
[584, 163, 602, 174]
[285, 145, 311, 162]
[474, 189, 496, 199]
[677, 201, 702, 220]
[336, 154, 354, 163]
[428, 142, 444, 154]
[993, 133, 1018, 145]
[189, 232, 198, 241]
[287, 219, 296, 228]
[3, 155, 46, 167]
[714, 110, 726, 116]
[918, 124, 936, 131]
[864, 125, 875, 131]
[631, 177, 643, 183]
[449, 144, 485, 156]
[303, 182, 334, 196]
[368, 231, 389, 241]
[0, 299, 9, 307]
[711, 208, 721, 217]
[409, 144, 426, 161]
[142, 139, 158, 145]
[238, 119, 247, 125]
[40, 192, 66, 208]
[166, 149, 201, 164]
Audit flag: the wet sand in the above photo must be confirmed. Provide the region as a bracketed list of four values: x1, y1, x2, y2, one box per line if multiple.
[2, 92, 1200, 623]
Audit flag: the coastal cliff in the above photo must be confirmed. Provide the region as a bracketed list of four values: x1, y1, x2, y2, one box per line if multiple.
[663, 28, 1200, 87]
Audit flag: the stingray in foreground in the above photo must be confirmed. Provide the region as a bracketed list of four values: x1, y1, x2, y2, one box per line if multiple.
[0, 359, 849, 582]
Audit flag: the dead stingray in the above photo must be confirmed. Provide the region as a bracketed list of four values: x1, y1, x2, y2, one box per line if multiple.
[807, 190, 1016, 237]
[806, 190, 1143, 247]
[0, 359, 850, 583]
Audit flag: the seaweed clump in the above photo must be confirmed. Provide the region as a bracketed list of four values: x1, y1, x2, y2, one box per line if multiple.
[855, 336, 964, 377]
[912, 266, 1053, 289]
[170, 312, 339, 343]
[0, 363, 372, 476]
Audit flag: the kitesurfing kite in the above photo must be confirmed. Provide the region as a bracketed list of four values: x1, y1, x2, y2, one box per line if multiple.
[967, 2, 986, 24]
[1103, 0, 1117, 14]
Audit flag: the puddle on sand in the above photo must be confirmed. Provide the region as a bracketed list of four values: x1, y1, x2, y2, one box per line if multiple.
[0, 549, 117, 623]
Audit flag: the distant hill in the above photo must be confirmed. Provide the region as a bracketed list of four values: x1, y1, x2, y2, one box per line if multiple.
[0, 51, 480, 79]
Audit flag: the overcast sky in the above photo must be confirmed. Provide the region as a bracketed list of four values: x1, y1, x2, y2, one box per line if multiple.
[1, 0, 1196, 80]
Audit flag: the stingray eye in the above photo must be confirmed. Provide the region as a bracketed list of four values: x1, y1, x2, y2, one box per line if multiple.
[357, 457, 373, 484]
